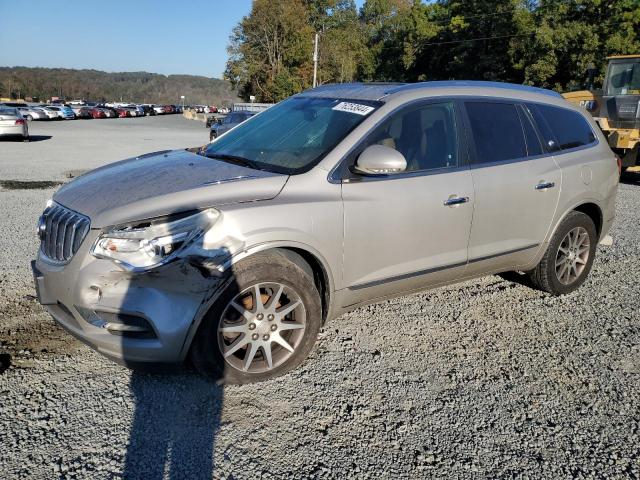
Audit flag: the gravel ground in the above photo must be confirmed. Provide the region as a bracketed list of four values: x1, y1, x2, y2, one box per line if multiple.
[0, 118, 639, 479]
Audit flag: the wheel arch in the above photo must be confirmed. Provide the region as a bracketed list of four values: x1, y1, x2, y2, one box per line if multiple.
[548, 199, 604, 247]
[179, 241, 336, 360]
[572, 202, 603, 238]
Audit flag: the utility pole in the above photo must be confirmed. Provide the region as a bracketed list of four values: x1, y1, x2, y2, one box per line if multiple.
[312, 33, 319, 88]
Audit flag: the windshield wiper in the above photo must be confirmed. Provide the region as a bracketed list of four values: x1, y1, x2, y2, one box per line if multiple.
[205, 153, 262, 170]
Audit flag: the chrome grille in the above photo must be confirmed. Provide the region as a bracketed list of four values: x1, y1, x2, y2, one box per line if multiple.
[39, 203, 90, 264]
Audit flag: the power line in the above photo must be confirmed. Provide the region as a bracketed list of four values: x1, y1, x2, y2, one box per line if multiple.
[426, 10, 520, 26]
[420, 32, 535, 47]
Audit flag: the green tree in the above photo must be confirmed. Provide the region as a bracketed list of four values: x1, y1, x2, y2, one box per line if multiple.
[225, 0, 640, 100]
[225, 0, 315, 102]
[307, 0, 369, 84]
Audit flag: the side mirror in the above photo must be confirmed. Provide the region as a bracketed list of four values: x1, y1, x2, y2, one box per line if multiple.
[354, 144, 407, 175]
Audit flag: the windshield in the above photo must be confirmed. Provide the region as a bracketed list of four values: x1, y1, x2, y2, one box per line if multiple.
[606, 61, 640, 95]
[204, 96, 380, 174]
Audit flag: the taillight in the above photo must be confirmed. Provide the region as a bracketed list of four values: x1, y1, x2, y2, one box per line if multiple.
[615, 155, 622, 176]
[15, 119, 25, 125]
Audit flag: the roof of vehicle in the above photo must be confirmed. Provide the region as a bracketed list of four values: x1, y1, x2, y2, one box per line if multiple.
[300, 80, 563, 102]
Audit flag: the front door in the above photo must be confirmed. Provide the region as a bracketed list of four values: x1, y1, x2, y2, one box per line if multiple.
[341, 100, 475, 305]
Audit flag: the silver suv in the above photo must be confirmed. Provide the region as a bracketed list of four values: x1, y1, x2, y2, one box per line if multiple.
[32, 81, 619, 384]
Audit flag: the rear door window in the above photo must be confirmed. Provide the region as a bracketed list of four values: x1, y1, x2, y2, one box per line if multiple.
[465, 102, 527, 163]
[527, 103, 596, 151]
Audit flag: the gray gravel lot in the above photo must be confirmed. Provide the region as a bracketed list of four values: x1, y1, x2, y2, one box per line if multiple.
[0, 117, 639, 479]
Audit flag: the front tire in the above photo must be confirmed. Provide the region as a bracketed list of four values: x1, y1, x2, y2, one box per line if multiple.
[528, 211, 597, 295]
[190, 251, 322, 384]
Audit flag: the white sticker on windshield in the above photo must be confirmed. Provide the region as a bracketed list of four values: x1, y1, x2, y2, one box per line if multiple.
[332, 102, 375, 116]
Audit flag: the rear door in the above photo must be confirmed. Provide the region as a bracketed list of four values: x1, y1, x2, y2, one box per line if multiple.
[462, 100, 561, 273]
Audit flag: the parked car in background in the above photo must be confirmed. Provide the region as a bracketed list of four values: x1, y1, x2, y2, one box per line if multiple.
[37, 107, 60, 120]
[153, 105, 165, 115]
[140, 105, 156, 116]
[205, 115, 221, 128]
[114, 107, 130, 118]
[210, 110, 255, 141]
[70, 105, 93, 119]
[89, 107, 106, 119]
[0, 106, 28, 141]
[44, 105, 75, 120]
[119, 106, 137, 117]
[16, 106, 48, 121]
[96, 105, 118, 117]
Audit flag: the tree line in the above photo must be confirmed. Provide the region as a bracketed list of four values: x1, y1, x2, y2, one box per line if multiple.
[0, 67, 238, 105]
[225, 0, 640, 102]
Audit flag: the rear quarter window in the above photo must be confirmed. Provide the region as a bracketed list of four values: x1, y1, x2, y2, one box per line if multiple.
[527, 103, 596, 151]
[465, 102, 527, 163]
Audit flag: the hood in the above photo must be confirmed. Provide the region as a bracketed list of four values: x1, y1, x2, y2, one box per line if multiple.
[54, 149, 288, 228]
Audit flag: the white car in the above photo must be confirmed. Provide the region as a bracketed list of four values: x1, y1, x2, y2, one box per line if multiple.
[153, 105, 165, 114]
[17, 106, 48, 121]
[43, 105, 75, 120]
[0, 106, 28, 140]
[37, 107, 60, 120]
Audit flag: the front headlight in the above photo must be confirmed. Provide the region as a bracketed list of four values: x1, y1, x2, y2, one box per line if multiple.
[92, 208, 220, 270]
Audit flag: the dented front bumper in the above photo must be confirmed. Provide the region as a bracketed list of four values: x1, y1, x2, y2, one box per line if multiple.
[33, 229, 225, 365]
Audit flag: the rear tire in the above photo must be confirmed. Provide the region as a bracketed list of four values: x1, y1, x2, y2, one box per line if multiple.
[190, 250, 322, 384]
[528, 211, 597, 295]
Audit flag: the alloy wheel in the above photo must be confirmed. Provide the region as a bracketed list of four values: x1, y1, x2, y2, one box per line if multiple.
[555, 226, 590, 285]
[217, 282, 306, 373]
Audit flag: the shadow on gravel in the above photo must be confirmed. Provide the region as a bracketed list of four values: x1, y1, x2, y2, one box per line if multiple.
[124, 372, 223, 479]
[120, 216, 234, 479]
[26, 135, 53, 142]
[620, 170, 640, 186]
[496, 270, 537, 289]
[0, 353, 11, 374]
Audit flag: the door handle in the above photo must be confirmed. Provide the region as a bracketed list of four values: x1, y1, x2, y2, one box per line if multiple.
[444, 196, 469, 206]
[535, 181, 555, 190]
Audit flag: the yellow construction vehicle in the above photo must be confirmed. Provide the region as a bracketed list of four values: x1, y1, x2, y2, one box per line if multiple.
[563, 55, 640, 170]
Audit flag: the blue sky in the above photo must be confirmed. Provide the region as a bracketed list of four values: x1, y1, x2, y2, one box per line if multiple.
[0, 0, 365, 79]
